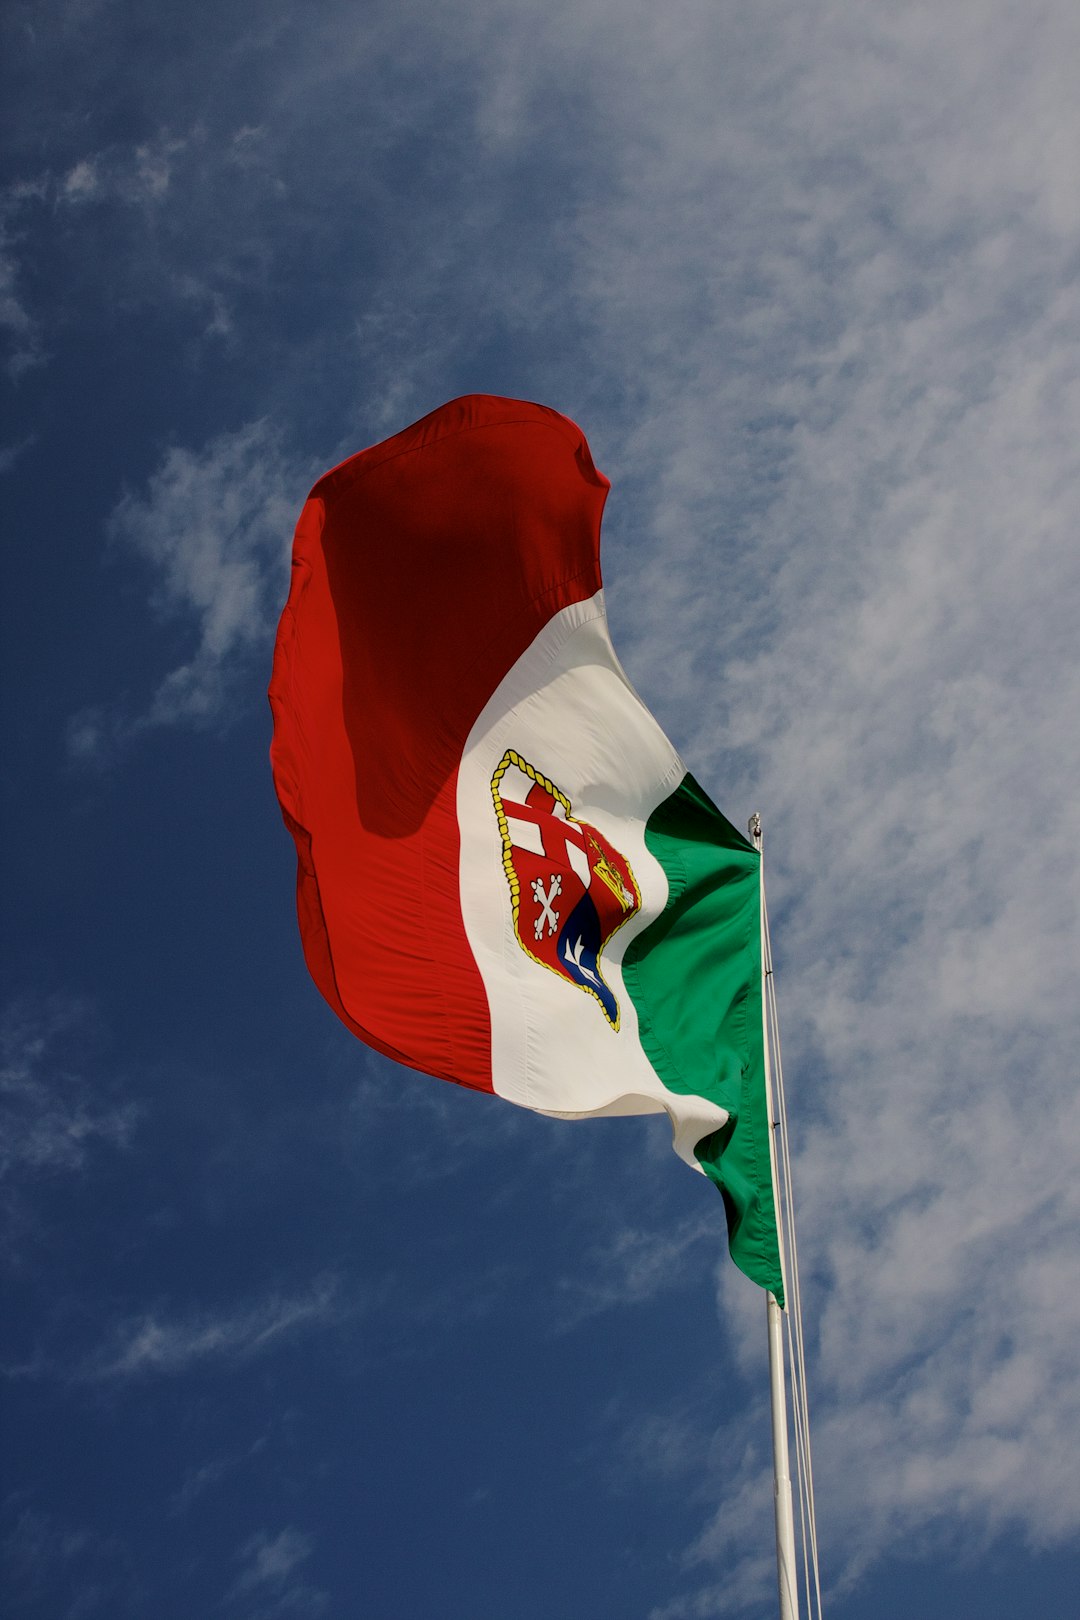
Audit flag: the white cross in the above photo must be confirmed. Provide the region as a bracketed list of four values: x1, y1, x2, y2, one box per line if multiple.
[531, 874, 562, 939]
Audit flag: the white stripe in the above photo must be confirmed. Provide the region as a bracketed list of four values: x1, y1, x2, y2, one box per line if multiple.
[456, 590, 730, 1165]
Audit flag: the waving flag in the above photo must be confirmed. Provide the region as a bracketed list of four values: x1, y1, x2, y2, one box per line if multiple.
[269, 395, 781, 1297]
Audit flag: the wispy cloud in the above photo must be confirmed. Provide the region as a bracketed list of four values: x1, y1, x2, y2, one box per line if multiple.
[0, 435, 34, 475]
[233, 1527, 313, 1591]
[0, 220, 44, 378]
[168, 1433, 270, 1517]
[226, 1527, 328, 1617]
[554, 1213, 716, 1330]
[1, 1506, 136, 1617]
[54, 132, 190, 209]
[68, 418, 303, 757]
[82, 1275, 341, 1380]
[1, 130, 193, 376]
[0, 993, 140, 1292]
[0, 997, 137, 1187]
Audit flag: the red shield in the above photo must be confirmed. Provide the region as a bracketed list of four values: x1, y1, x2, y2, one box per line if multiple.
[491, 749, 640, 1028]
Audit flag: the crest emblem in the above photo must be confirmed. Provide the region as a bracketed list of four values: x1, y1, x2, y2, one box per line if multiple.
[491, 750, 641, 1028]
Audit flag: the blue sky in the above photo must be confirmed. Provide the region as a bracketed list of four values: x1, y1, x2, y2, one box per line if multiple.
[3, 1, 1079, 1615]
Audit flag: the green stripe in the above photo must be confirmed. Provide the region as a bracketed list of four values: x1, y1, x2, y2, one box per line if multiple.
[622, 775, 783, 1301]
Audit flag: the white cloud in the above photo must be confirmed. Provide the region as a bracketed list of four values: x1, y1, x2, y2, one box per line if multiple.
[0, 1506, 135, 1616]
[131, 137, 179, 200]
[169, 1433, 269, 1516]
[0, 997, 137, 1185]
[234, 1527, 314, 1591]
[0, 223, 44, 378]
[0, 435, 34, 474]
[0, 995, 139, 1285]
[1, 131, 193, 375]
[85, 1275, 340, 1379]
[71, 418, 303, 753]
[226, 1526, 329, 1618]
[554, 1213, 716, 1330]
[61, 158, 100, 201]
[1, 125, 266, 387]
[51, 132, 189, 211]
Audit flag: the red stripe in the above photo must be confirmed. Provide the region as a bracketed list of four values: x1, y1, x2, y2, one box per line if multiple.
[269, 396, 608, 1091]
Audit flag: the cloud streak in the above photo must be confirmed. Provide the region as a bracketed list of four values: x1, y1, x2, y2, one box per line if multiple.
[554, 1214, 717, 1331]
[0, 998, 137, 1188]
[83, 1275, 341, 1380]
[226, 1526, 328, 1618]
[68, 419, 303, 756]
[0, 217, 44, 378]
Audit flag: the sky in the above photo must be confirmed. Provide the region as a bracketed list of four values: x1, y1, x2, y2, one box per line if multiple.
[2, 1, 1079, 1616]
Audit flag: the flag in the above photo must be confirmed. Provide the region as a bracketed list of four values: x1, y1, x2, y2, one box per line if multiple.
[269, 395, 782, 1298]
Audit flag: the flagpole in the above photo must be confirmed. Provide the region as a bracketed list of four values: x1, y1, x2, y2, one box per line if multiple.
[767, 1290, 799, 1620]
[750, 814, 799, 1620]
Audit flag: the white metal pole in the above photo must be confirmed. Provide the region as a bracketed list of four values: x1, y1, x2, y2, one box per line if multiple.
[768, 1290, 799, 1620]
[751, 814, 799, 1620]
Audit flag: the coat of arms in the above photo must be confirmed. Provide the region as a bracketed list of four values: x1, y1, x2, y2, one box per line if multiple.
[491, 749, 641, 1028]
